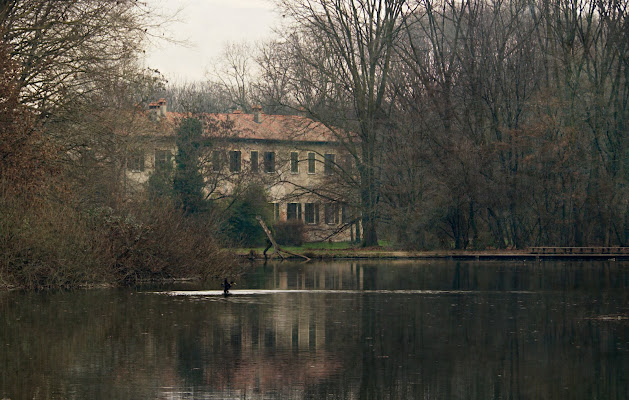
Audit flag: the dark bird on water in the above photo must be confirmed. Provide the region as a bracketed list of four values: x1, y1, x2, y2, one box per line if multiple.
[222, 278, 235, 296]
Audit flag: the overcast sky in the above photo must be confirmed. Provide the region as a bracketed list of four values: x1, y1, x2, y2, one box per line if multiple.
[145, 0, 280, 83]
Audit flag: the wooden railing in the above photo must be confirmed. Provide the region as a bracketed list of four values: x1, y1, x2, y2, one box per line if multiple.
[529, 247, 629, 255]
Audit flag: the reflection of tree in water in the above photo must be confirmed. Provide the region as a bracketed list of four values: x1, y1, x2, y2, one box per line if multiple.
[1, 261, 629, 399]
[0, 290, 184, 399]
[248, 260, 629, 292]
[246, 261, 629, 399]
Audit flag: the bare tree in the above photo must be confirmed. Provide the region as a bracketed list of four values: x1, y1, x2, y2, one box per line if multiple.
[276, 0, 411, 246]
[387, 0, 628, 249]
[161, 81, 233, 114]
[252, 39, 297, 115]
[1, 0, 157, 114]
[0, 42, 57, 197]
[210, 42, 257, 112]
[0, 0, 176, 209]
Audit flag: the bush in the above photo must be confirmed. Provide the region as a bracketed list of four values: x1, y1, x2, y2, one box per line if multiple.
[273, 220, 305, 247]
[0, 196, 110, 290]
[0, 193, 231, 290]
[93, 198, 230, 284]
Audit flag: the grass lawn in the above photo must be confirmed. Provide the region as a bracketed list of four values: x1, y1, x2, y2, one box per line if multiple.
[234, 241, 352, 254]
[232, 240, 394, 256]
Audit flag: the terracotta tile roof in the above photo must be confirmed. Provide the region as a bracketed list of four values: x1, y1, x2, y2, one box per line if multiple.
[165, 111, 341, 143]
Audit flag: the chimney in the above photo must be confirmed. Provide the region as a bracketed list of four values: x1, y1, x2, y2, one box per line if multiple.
[157, 98, 167, 117]
[252, 105, 263, 123]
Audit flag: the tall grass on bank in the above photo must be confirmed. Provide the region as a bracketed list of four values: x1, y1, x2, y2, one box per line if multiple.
[0, 196, 230, 290]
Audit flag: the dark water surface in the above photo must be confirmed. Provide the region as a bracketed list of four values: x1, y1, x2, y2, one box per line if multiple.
[2, 260, 629, 399]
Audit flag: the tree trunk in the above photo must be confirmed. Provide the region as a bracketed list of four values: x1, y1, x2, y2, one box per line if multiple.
[362, 213, 378, 247]
[360, 160, 379, 247]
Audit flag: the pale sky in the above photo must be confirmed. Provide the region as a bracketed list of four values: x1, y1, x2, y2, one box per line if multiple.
[145, 0, 281, 82]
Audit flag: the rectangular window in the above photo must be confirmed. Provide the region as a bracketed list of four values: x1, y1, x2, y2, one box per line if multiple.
[304, 203, 319, 224]
[341, 205, 349, 223]
[264, 151, 275, 173]
[308, 152, 316, 174]
[229, 150, 241, 172]
[291, 152, 299, 174]
[324, 153, 335, 175]
[325, 203, 339, 225]
[287, 203, 302, 221]
[250, 151, 259, 172]
[128, 151, 145, 172]
[155, 150, 172, 170]
[212, 151, 222, 171]
[268, 203, 280, 221]
[342, 155, 353, 173]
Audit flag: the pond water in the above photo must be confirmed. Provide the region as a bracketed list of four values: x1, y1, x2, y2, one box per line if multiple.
[2, 260, 629, 399]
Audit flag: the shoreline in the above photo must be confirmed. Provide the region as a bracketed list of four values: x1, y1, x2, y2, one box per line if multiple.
[3, 251, 625, 291]
[237, 249, 629, 261]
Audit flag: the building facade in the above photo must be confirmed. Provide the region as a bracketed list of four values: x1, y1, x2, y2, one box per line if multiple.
[125, 100, 358, 242]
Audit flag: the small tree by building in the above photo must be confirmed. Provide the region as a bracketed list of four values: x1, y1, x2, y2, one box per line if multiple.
[173, 117, 207, 214]
[223, 184, 273, 246]
[147, 160, 174, 200]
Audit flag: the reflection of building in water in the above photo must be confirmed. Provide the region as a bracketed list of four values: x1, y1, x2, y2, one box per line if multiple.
[233, 264, 365, 360]
[269, 262, 364, 291]
[214, 263, 365, 355]
[167, 263, 373, 395]
[205, 265, 367, 393]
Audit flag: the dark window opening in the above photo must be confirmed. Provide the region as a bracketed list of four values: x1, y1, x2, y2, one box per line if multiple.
[325, 203, 339, 225]
[341, 205, 349, 223]
[308, 152, 316, 174]
[250, 151, 259, 172]
[264, 151, 275, 173]
[324, 153, 335, 175]
[128, 151, 145, 172]
[212, 151, 222, 171]
[287, 203, 302, 220]
[291, 152, 299, 173]
[155, 150, 172, 170]
[229, 150, 241, 172]
[304, 203, 319, 224]
[267, 203, 281, 221]
[342, 155, 353, 173]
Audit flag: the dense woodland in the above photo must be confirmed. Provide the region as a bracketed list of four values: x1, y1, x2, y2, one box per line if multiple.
[165, 0, 628, 249]
[0, 0, 627, 287]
